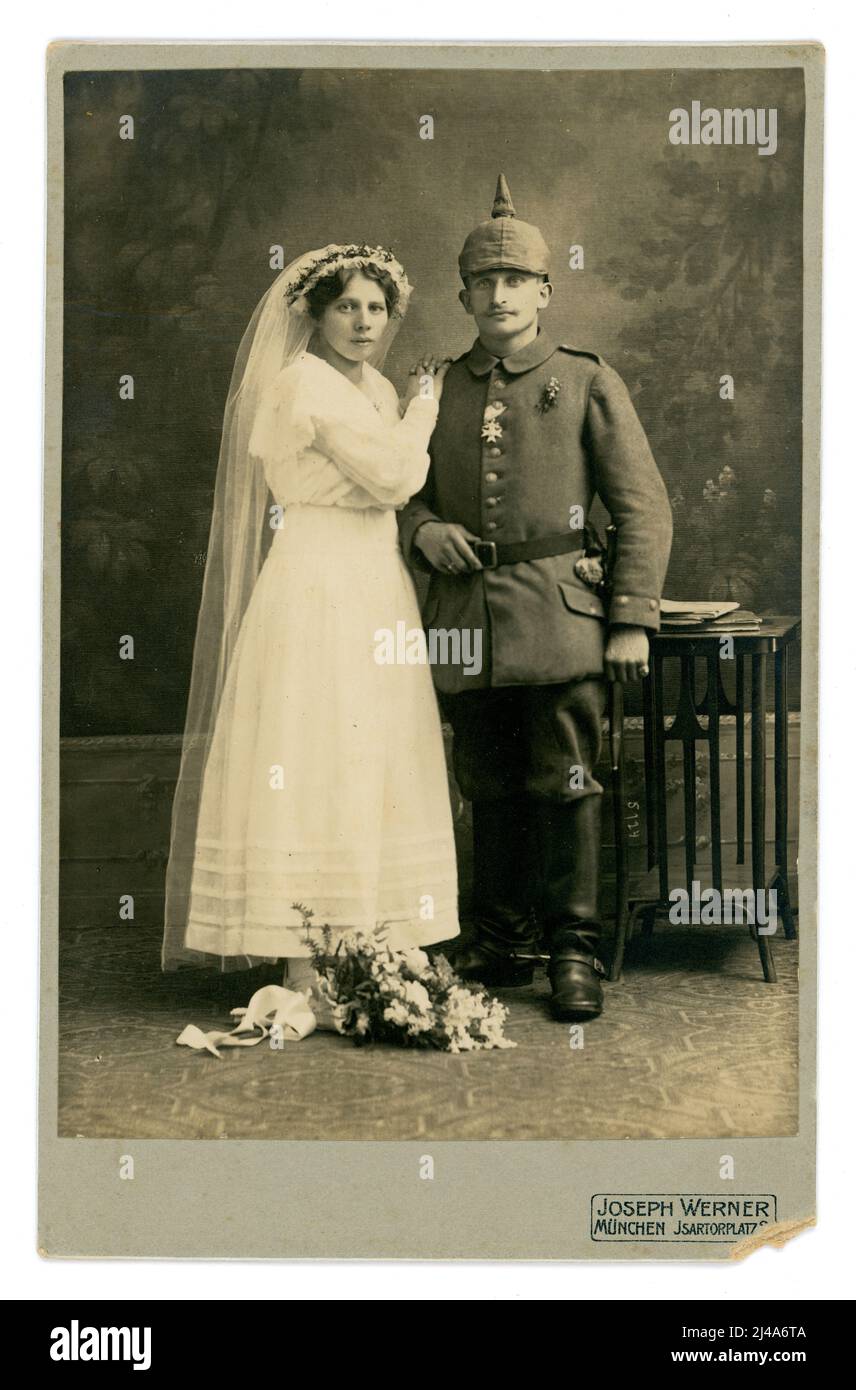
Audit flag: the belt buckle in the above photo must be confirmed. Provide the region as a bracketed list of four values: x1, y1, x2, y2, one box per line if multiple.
[475, 540, 498, 569]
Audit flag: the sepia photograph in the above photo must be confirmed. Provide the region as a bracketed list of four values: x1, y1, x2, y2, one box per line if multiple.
[40, 40, 821, 1259]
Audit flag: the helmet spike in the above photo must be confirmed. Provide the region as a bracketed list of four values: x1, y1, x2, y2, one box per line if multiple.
[491, 174, 516, 219]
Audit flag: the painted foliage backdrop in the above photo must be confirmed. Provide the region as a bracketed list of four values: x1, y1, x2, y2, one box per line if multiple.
[62, 66, 804, 735]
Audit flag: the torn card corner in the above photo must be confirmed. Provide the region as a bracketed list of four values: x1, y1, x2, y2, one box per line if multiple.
[729, 1214, 817, 1261]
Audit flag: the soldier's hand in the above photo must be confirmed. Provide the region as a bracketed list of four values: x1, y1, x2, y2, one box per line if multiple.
[415, 521, 483, 574]
[605, 625, 650, 683]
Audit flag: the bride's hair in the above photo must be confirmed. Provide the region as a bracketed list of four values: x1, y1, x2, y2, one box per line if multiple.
[304, 261, 400, 320]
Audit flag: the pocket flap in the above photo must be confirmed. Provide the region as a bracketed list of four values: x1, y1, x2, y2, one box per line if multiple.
[558, 581, 605, 620]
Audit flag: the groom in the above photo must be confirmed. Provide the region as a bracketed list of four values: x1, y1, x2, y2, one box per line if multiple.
[399, 176, 672, 1021]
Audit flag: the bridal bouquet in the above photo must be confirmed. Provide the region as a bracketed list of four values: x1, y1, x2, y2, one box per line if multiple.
[296, 906, 516, 1053]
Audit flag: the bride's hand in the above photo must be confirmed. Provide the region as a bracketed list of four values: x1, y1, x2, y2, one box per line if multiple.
[431, 358, 452, 402]
[403, 355, 452, 406]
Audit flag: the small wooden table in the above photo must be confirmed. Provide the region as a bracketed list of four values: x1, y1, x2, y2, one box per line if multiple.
[609, 616, 800, 984]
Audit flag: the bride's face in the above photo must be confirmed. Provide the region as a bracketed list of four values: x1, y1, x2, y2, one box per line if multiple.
[316, 272, 390, 363]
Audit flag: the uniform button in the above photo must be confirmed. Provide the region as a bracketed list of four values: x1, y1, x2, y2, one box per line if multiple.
[486, 521, 498, 531]
[485, 471, 498, 482]
[490, 400, 504, 411]
[494, 378, 507, 389]
[616, 595, 629, 606]
[486, 447, 502, 459]
[486, 497, 499, 507]
[648, 598, 658, 610]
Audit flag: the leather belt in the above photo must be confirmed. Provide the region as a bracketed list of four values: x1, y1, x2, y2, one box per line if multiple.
[473, 532, 585, 569]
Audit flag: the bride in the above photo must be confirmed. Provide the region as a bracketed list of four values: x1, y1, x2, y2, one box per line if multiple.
[161, 244, 460, 987]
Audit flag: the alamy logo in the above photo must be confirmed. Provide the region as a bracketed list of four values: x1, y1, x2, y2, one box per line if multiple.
[669, 880, 778, 933]
[669, 102, 778, 156]
[50, 1320, 152, 1371]
[373, 622, 483, 676]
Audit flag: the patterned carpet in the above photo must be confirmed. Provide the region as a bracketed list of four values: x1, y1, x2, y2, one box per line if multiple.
[57, 919, 799, 1141]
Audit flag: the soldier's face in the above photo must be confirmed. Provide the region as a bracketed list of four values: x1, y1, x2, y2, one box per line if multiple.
[460, 270, 552, 336]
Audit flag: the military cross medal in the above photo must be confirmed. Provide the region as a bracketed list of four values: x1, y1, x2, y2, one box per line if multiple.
[481, 401, 506, 442]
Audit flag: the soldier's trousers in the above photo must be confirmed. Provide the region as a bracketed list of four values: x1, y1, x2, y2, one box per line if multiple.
[440, 678, 606, 956]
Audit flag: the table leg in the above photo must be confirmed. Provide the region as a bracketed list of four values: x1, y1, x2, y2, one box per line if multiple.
[736, 656, 745, 865]
[642, 672, 657, 871]
[608, 683, 629, 981]
[681, 655, 696, 894]
[752, 653, 776, 983]
[683, 742, 696, 893]
[774, 647, 797, 939]
[653, 656, 670, 903]
[707, 653, 723, 897]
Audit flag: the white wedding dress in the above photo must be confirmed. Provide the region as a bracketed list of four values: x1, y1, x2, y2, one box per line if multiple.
[182, 351, 460, 960]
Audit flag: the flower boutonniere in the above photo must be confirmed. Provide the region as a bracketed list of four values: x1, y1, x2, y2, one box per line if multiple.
[536, 377, 561, 414]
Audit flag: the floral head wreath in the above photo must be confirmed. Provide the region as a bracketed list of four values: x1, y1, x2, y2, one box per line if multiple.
[284, 243, 413, 319]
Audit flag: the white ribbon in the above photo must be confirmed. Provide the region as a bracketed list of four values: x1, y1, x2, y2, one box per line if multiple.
[176, 984, 319, 1057]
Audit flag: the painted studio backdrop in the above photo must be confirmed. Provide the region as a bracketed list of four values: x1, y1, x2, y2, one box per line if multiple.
[61, 66, 804, 737]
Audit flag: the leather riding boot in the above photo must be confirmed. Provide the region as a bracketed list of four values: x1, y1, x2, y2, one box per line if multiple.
[454, 798, 539, 987]
[534, 795, 606, 1020]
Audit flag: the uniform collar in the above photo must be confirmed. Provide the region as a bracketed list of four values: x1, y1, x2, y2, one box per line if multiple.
[465, 328, 558, 378]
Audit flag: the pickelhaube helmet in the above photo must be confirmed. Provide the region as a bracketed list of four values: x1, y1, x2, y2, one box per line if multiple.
[458, 174, 551, 280]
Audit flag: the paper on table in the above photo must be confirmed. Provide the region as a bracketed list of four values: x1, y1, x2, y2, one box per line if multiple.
[660, 599, 741, 618]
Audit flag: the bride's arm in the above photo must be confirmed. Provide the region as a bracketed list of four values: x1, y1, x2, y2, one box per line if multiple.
[311, 393, 439, 508]
[248, 363, 315, 484]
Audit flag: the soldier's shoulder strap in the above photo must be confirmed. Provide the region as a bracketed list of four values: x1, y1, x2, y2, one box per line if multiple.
[557, 344, 606, 366]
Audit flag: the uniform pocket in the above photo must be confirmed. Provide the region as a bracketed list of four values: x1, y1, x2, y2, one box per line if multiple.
[557, 580, 606, 621]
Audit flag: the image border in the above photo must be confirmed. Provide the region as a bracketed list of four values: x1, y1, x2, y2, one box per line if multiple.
[39, 38, 822, 1260]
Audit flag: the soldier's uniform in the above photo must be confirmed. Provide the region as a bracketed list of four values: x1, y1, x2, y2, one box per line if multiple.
[398, 177, 673, 1016]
